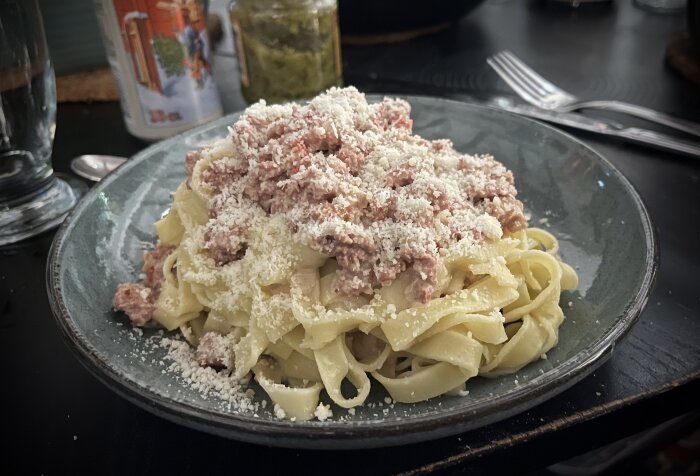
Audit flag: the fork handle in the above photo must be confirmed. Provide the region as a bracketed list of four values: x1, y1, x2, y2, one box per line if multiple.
[575, 100, 700, 138]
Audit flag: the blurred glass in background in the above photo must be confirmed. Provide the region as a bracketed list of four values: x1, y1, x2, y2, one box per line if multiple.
[0, 0, 81, 246]
[634, 0, 687, 13]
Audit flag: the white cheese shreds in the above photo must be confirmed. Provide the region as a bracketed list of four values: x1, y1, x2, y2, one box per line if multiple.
[159, 337, 259, 413]
[274, 404, 286, 419]
[314, 403, 333, 421]
[195, 86, 526, 303]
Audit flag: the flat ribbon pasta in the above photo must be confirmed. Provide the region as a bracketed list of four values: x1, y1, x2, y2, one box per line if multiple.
[151, 169, 577, 419]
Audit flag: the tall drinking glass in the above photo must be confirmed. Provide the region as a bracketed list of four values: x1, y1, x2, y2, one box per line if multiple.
[0, 0, 82, 246]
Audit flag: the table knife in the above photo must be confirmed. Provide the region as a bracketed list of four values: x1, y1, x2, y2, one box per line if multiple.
[484, 98, 700, 158]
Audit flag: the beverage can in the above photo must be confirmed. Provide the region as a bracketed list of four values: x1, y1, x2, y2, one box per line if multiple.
[94, 0, 223, 141]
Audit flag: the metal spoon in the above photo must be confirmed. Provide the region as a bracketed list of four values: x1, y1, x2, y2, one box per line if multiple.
[70, 154, 127, 182]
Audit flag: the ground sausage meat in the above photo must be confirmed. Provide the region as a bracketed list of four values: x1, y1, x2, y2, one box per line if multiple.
[143, 243, 175, 288]
[113, 244, 174, 327]
[195, 332, 232, 368]
[112, 283, 155, 327]
[115, 86, 528, 315]
[185, 150, 202, 186]
[196, 87, 527, 303]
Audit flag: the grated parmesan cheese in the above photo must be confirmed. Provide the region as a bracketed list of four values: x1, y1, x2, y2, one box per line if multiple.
[159, 337, 259, 413]
[274, 404, 286, 419]
[194, 87, 526, 303]
[314, 403, 333, 421]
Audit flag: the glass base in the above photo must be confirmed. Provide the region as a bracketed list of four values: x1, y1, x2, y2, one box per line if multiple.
[633, 0, 686, 13]
[0, 175, 87, 246]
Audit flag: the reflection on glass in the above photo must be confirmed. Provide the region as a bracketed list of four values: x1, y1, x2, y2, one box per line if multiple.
[634, 0, 686, 13]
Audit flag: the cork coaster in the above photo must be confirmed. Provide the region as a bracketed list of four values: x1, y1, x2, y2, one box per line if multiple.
[56, 68, 118, 103]
[666, 32, 700, 86]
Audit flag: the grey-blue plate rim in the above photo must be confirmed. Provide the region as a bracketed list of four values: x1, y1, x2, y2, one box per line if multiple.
[46, 95, 659, 449]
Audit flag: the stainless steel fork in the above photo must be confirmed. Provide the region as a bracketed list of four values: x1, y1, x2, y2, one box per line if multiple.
[487, 50, 700, 138]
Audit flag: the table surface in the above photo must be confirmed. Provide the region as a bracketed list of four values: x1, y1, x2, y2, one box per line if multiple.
[2, 1, 699, 474]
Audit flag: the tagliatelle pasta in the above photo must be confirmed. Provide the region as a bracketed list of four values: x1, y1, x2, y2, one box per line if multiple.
[113, 87, 578, 421]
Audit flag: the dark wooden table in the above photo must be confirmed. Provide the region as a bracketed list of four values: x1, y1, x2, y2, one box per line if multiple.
[2, 1, 699, 474]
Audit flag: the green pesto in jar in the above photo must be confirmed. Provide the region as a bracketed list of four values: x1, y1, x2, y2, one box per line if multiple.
[230, 0, 342, 104]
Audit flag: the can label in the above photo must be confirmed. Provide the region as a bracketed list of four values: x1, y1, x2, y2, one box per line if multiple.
[108, 0, 221, 128]
[231, 19, 249, 88]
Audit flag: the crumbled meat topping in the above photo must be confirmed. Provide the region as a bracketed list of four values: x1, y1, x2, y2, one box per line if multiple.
[195, 332, 233, 368]
[113, 243, 174, 326]
[143, 243, 175, 289]
[197, 87, 526, 302]
[185, 150, 202, 187]
[112, 283, 155, 327]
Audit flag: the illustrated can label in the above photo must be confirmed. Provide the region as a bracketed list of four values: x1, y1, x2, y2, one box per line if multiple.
[231, 19, 250, 88]
[96, 0, 222, 135]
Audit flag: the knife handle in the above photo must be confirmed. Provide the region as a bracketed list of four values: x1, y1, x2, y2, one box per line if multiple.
[613, 127, 700, 158]
[578, 100, 700, 139]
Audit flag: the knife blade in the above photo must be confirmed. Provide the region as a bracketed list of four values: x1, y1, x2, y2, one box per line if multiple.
[482, 97, 700, 158]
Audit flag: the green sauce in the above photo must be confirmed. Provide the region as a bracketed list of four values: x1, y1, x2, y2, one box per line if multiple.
[230, 1, 342, 104]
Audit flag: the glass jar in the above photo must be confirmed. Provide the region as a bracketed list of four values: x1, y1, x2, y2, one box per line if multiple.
[229, 0, 342, 104]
